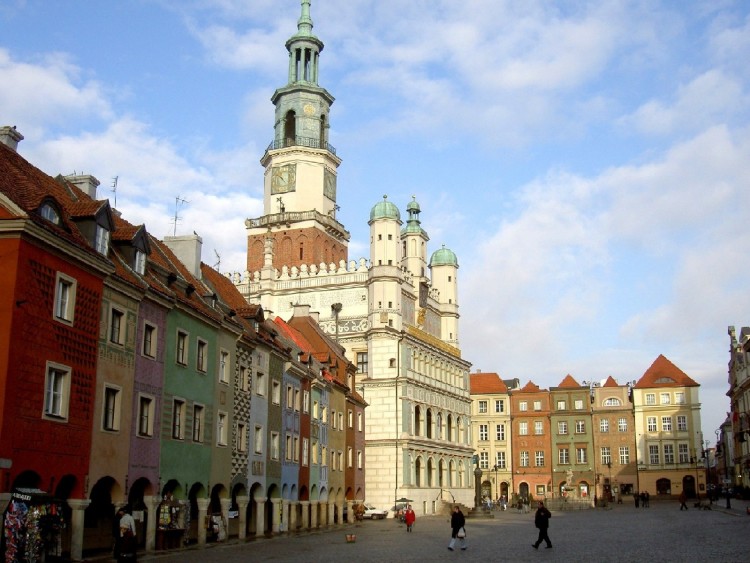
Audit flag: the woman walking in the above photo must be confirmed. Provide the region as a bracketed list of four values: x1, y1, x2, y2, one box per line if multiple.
[447, 506, 466, 551]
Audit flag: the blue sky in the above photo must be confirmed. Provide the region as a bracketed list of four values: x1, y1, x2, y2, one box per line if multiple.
[2, 0, 750, 443]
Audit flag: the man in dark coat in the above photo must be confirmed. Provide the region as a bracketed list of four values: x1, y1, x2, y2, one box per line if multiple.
[532, 501, 552, 549]
[447, 505, 466, 551]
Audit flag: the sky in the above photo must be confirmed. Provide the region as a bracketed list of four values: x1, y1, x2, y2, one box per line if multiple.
[2, 0, 750, 444]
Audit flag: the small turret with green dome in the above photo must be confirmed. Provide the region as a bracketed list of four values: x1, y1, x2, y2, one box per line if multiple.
[401, 195, 428, 236]
[369, 195, 401, 222]
[430, 244, 458, 267]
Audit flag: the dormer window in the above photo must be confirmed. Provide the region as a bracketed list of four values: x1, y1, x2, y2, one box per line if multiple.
[95, 225, 110, 255]
[40, 202, 61, 225]
[134, 249, 146, 275]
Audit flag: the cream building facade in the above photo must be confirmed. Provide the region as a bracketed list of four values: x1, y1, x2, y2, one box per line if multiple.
[232, 0, 474, 514]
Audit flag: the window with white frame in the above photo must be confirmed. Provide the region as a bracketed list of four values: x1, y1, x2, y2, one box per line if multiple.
[172, 399, 185, 440]
[109, 308, 125, 345]
[601, 447, 611, 465]
[217, 411, 227, 446]
[600, 418, 609, 432]
[479, 451, 489, 469]
[294, 389, 300, 411]
[134, 249, 146, 275]
[645, 393, 656, 405]
[576, 447, 587, 463]
[478, 400, 488, 413]
[677, 415, 687, 431]
[338, 451, 343, 471]
[496, 451, 506, 468]
[196, 339, 207, 372]
[533, 400, 542, 411]
[356, 351, 368, 374]
[272, 380, 280, 404]
[40, 202, 61, 224]
[256, 372, 266, 396]
[661, 416, 672, 432]
[575, 420, 585, 433]
[557, 400, 566, 410]
[237, 423, 247, 452]
[321, 406, 327, 423]
[660, 392, 671, 405]
[137, 394, 154, 437]
[534, 421, 544, 435]
[649, 444, 659, 464]
[496, 424, 505, 441]
[479, 424, 489, 441]
[357, 450, 363, 469]
[331, 410, 337, 430]
[618, 417, 628, 432]
[338, 412, 343, 430]
[286, 385, 294, 409]
[102, 386, 121, 431]
[358, 412, 363, 432]
[286, 434, 293, 460]
[254, 426, 263, 454]
[43, 363, 71, 420]
[558, 421, 568, 435]
[176, 330, 188, 365]
[348, 410, 353, 428]
[574, 399, 584, 410]
[519, 401, 528, 412]
[95, 224, 110, 255]
[604, 397, 622, 406]
[293, 436, 299, 461]
[54, 274, 76, 324]
[348, 447, 353, 468]
[219, 350, 229, 383]
[535, 451, 545, 467]
[519, 421, 528, 436]
[663, 443, 674, 464]
[647, 417, 657, 432]
[303, 390, 310, 413]
[559, 448, 569, 464]
[678, 443, 689, 463]
[271, 432, 279, 459]
[193, 404, 204, 442]
[302, 438, 309, 466]
[495, 400, 504, 413]
[675, 392, 685, 404]
[142, 323, 157, 358]
[520, 451, 529, 467]
[619, 446, 630, 465]
[313, 401, 319, 419]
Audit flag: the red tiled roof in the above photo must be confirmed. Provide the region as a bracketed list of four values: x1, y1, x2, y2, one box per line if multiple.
[634, 354, 699, 388]
[602, 375, 619, 387]
[557, 374, 581, 388]
[469, 372, 508, 394]
[517, 381, 543, 393]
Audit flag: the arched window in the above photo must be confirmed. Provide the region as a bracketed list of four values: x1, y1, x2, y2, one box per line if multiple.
[603, 397, 622, 406]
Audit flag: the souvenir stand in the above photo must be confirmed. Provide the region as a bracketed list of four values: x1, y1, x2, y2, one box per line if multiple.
[155, 495, 187, 550]
[1, 488, 65, 562]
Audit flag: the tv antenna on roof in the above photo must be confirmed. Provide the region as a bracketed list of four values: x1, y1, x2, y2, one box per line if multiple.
[171, 195, 189, 236]
[214, 249, 221, 272]
[111, 176, 118, 207]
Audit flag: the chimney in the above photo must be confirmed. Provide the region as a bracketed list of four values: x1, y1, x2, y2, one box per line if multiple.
[292, 303, 311, 317]
[65, 174, 100, 199]
[164, 233, 203, 279]
[0, 126, 24, 152]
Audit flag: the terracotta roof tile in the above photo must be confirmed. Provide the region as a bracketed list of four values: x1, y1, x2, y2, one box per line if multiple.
[602, 375, 619, 387]
[634, 354, 699, 388]
[556, 374, 581, 388]
[516, 381, 544, 393]
[469, 372, 508, 394]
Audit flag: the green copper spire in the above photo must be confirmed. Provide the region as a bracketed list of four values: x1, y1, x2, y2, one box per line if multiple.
[294, 0, 316, 39]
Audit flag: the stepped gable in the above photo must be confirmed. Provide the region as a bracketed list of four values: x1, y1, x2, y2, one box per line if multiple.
[517, 381, 543, 393]
[469, 372, 508, 394]
[635, 354, 699, 388]
[602, 375, 619, 387]
[556, 374, 581, 388]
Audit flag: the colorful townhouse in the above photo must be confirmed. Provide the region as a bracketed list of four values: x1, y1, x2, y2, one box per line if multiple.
[509, 382, 552, 501]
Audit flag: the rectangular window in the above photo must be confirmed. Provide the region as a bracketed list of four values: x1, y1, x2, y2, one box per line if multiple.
[535, 451, 545, 467]
[574, 399, 584, 410]
[619, 446, 630, 465]
[663, 443, 674, 464]
[219, 350, 229, 383]
[558, 421, 568, 435]
[575, 420, 585, 433]
[237, 423, 247, 452]
[134, 249, 146, 275]
[661, 416, 672, 432]
[495, 400, 504, 413]
[519, 421, 528, 436]
[677, 415, 687, 431]
[110, 308, 124, 344]
[647, 417, 657, 432]
[678, 443, 689, 463]
[286, 385, 294, 409]
[645, 393, 656, 405]
[95, 225, 110, 254]
[348, 410, 353, 428]
[254, 426, 263, 454]
[142, 323, 156, 358]
[271, 432, 279, 460]
[479, 451, 489, 469]
[102, 386, 121, 431]
[347, 447, 353, 468]
[559, 448, 570, 464]
[618, 417, 627, 432]
[519, 401, 527, 412]
[534, 421, 544, 435]
[338, 451, 343, 471]
[137, 395, 154, 437]
[338, 412, 344, 430]
[601, 447, 611, 465]
[193, 404, 204, 442]
[295, 389, 301, 411]
[478, 400, 488, 413]
[256, 372, 266, 396]
[479, 424, 488, 441]
[533, 400, 542, 411]
[321, 406, 327, 423]
[649, 444, 659, 465]
[272, 380, 280, 404]
[293, 436, 299, 462]
[576, 447, 587, 464]
[557, 400, 566, 410]
[43, 364, 70, 420]
[660, 392, 671, 405]
[172, 399, 185, 440]
[358, 412, 363, 432]
[196, 339, 207, 372]
[520, 451, 529, 467]
[675, 392, 685, 404]
[217, 411, 227, 446]
[496, 451, 506, 468]
[356, 351, 368, 374]
[286, 434, 293, 460]
[303, 390, 310, 413]
[312, 442, 318, 465]
[313, 401, 318, 419]
[331, 410, 337, 430]
[600, 419, 609, 433]
[302, 438, 309, 466]
[357, 450, 363, 469]
[54, 274, 76, 323]
[496, 424, 505, 441]
[176, 331, 188, 365]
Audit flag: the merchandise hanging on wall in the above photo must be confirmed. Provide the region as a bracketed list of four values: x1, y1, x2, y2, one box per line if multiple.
[1, 488, 65, 562]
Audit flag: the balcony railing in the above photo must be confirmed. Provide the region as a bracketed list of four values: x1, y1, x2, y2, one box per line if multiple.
[265, 136, 337, 155]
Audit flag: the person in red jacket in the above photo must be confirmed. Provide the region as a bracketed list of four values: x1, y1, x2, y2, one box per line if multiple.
[404, 505, 416, 532]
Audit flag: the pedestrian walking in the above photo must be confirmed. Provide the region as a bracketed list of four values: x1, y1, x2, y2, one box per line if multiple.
[531, 501, 553, 550]
[404, 505, 416, 532]
[634, 492, 639, 508]
[118, 507, 137, 562]
[447, 506, 466, 551]
[679, 491, 689, 510]
[644, 491, 650, 508]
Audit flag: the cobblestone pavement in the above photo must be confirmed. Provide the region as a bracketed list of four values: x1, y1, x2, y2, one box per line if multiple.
[111, 499, 750, 563]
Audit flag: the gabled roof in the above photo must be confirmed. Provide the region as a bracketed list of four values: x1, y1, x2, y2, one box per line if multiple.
[516, 381, 543, 393]
[634, 354, 699, 388]
[469, 372, 508, 394]
[602, 376, 619, 387]
[556, 374, 581, 388]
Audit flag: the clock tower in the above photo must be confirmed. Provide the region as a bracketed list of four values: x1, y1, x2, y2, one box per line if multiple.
[246, 0, 349, 273]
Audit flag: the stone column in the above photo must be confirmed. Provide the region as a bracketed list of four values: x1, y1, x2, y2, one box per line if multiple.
[236, 496, 250, 540]
[66, 498, 90, 561]
[328, 501, 335, 526]
[300, 500, 310, 530]
[271, 498, 281, 534]
[196, 498, 210, 545]
[281, 500, 290, 533]
[219, 498, 231, 540]
[143, 495, 159, 552]
[289, 500, 298, 532]
[346, 500, 354, 524]
[309, 500, 318, 528]
[255, 497, 267, 537]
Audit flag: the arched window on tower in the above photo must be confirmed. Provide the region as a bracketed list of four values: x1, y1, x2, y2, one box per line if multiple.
[320, 114, 327, 147]
[284, 110, 296, 145]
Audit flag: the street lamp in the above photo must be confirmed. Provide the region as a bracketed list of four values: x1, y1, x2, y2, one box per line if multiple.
[492, 465, 499, 500]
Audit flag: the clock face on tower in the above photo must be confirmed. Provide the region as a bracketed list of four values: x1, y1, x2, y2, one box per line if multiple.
[271, 164, 297, 194]
[324, 169, 337, 201]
